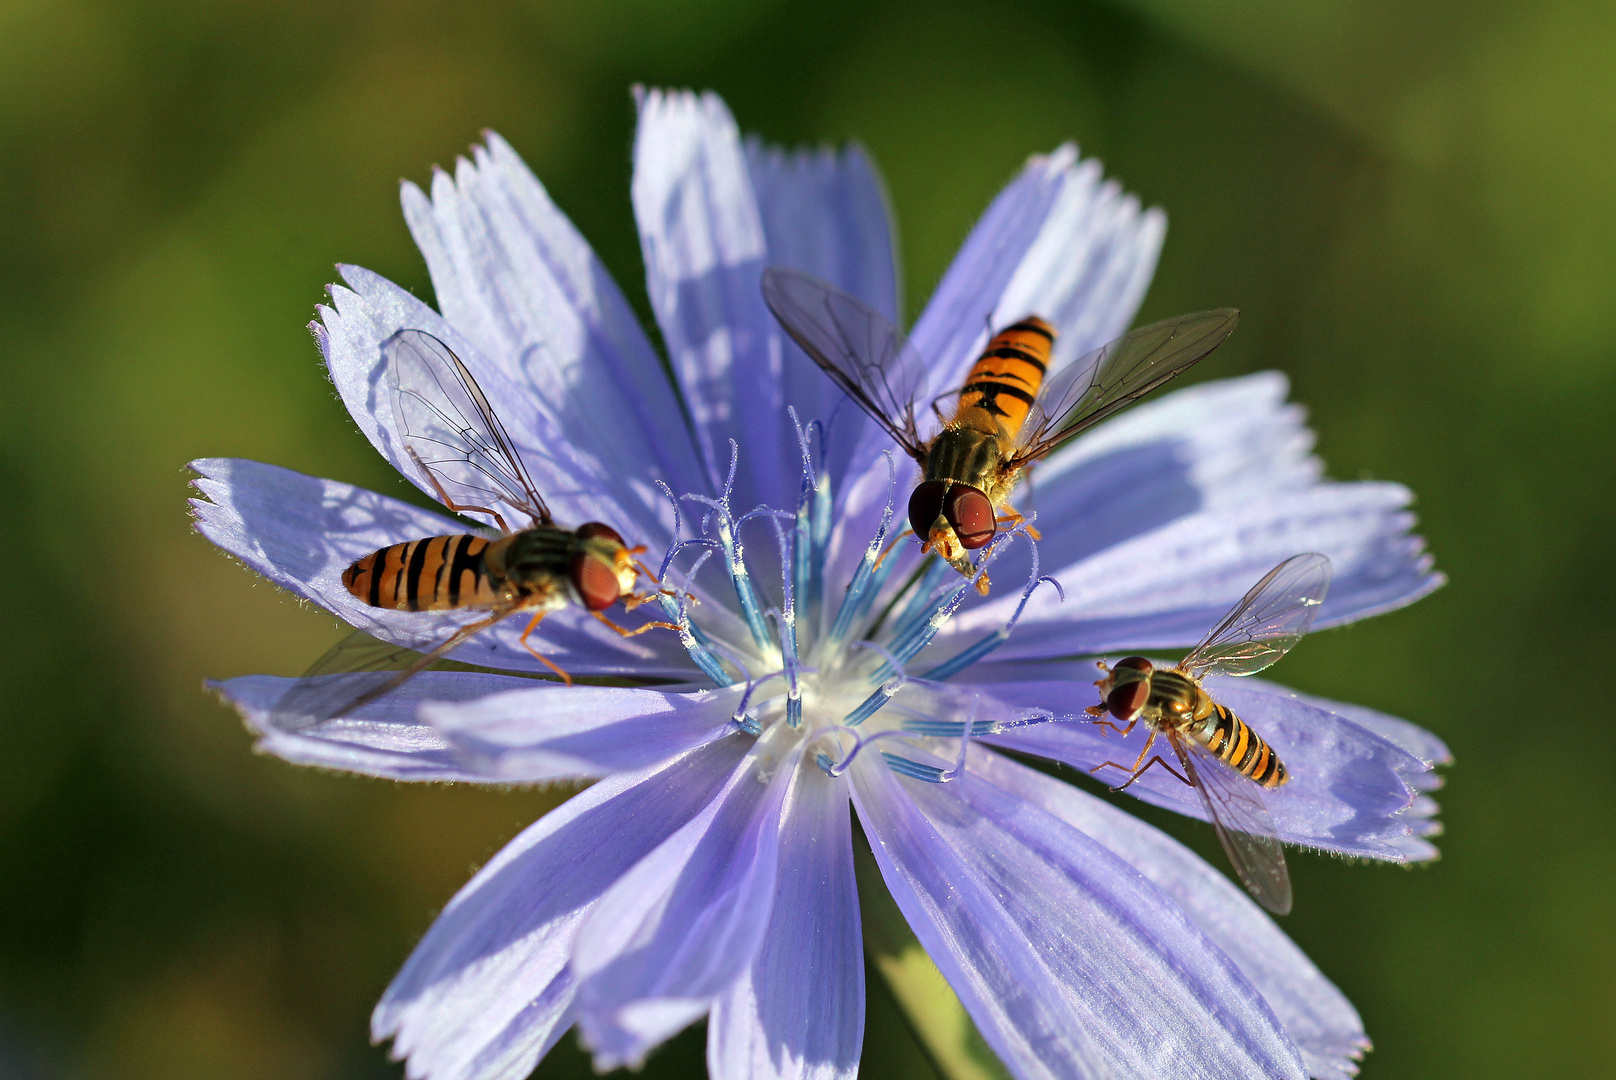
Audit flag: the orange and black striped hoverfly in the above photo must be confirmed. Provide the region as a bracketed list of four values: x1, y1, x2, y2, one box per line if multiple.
[273, 329, 675, 730]
[762, 268, 1238, 592]
[1086, 552, 1333, 914]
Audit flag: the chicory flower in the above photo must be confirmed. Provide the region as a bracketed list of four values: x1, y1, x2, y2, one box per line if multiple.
[193, 88, 1446, 1080]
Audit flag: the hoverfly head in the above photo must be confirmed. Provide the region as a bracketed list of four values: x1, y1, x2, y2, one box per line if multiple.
[1104, 656, 1155, 721]
[571, 522, 634, 611]
[908, 481, 996, 559]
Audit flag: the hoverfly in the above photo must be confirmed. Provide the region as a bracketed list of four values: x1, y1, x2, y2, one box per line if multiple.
[272, 329, 675, 730]
[1085, 552, 1333, 915]
[762, 267, 1238, 592]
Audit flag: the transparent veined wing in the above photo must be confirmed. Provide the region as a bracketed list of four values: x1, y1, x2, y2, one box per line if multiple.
[1006, 309, 1239, 467]
[1181, 553, 1332, 680]
[387, 329, 551, 531]
[761, 267, 929, 462]
[1171, 733, 1293, 915]
[268, 612, 510, 732]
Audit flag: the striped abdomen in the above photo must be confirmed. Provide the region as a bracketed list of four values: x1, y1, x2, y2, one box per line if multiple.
[953, 317, 1055, 438]
[342, 534, 501, 612]
[1197, 703, 1288, 788]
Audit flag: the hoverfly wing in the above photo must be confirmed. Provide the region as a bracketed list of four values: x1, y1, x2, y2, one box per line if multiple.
[267, 628, 429, 733]
[1173, 734, 1293, 915]
[386, 329, 551, 531]
[1007, 309, 1239, 468]
[268, 612, 509, 732]
[1181, 553, 1332, 680]
[761, 267, 929, 462]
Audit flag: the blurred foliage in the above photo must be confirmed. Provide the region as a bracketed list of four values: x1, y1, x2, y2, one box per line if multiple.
[0, 0, 1612, 1077]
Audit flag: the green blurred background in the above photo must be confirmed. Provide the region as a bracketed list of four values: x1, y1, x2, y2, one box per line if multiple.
[2, 0, 1612, 1076]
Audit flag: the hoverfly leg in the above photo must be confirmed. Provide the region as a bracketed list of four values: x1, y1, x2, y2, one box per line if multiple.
[872, 528, 915, 572]
[1114, 754, 1192, 791]
[408, 448, 515, 534]
[1087, 712, 1139, 736]
[518, 611, 572, 686]
[1091, 728, 1161, 788]
[1087, 714, 1136, 737]
[1092, 730, 1192, 791]
[995, 506, 1040, 541]
[625, 586, 692, 612]
[590, 610, 680, 638]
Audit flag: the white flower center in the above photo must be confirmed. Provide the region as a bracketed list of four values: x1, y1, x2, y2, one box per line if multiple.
[654, 416, 1060, 782]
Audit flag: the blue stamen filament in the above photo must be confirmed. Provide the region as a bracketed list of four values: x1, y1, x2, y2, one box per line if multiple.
[813, 701, 977, 783]
[653, 427, 1062, 783]
[872, 525, 1026, 682]
[923, 519, 1066, 682]
[823, 452, 898, 652]
[788, 408, 825, 630]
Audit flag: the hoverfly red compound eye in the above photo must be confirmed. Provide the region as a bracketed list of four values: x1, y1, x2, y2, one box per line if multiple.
[944, 485, 996, 549]
[1107, 680, 1150, 721]
[575, 522, 624, 546]
[1115, 656, 1154, 673]
[908, 481, 948, 540]
[570, 552, 621, 611]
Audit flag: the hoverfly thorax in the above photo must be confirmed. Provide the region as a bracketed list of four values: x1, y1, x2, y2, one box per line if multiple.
[910, 426, 1007, 567]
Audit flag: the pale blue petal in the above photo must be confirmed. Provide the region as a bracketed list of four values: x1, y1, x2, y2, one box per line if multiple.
[906, 145, 1079, 394]
[420, 685, 741, 782]
[1275, 686, 1452, 771]
[747, 137, 900, 487]
[708, 765, 862, 1080]
[970, 748, 1369, 1080]
[1017, 371, 1322, 546]
[399, 132, 708, 504]
[935, 481, 1440, 663]
[980, 673, 1440, 860]
[572, 734, 801, 1069]
[189, 458, 697, 678]
[314, 265, 673, 545]
[374, 738, 748, 1080]
[992, 162, 1166, 376]
[850, 753, 1305, 1080]
[632, 88, 794, 511]
[215, 670, 531, 782]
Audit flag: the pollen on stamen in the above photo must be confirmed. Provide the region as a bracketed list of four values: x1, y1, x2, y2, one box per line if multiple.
[646, 430, 1055, 760]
